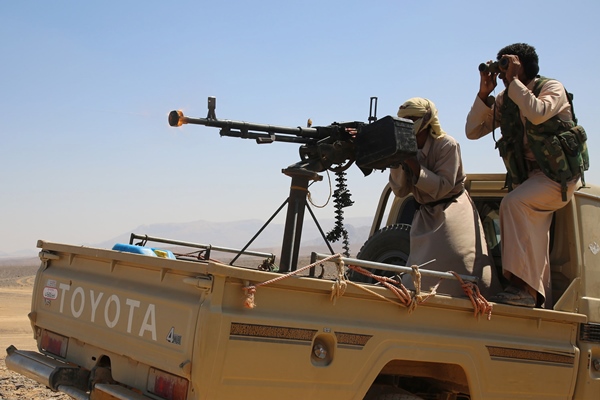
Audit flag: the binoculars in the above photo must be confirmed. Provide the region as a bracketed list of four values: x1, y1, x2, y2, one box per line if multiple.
[478, 57, 509, 74]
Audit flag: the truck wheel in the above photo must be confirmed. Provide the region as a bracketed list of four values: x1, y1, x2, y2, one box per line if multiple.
[349, 223, 411, 283]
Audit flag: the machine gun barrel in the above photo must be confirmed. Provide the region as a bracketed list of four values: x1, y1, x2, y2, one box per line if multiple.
[169, 96, 417, 172]
[168, 109, 322, 145]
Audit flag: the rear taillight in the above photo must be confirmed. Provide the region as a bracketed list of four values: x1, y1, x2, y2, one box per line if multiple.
[40, 329, 68, 358]
[147, 367, 189, 400]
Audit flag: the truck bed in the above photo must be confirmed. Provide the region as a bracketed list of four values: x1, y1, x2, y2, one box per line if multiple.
[6, 238, 588, 399]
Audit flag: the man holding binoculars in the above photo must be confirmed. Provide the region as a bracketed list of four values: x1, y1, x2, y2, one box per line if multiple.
[465, 43, 581, 308]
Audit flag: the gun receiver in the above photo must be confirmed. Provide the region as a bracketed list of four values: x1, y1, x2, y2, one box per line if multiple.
[168, 96, 417, 174]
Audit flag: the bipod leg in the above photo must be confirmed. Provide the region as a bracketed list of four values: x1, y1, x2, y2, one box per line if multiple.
[229, 198, 288, 266]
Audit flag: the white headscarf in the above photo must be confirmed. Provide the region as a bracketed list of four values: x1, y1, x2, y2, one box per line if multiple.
[397, 97, 446, 139]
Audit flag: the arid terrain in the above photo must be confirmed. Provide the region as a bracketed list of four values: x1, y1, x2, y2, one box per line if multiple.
[0, 260, 71, 399]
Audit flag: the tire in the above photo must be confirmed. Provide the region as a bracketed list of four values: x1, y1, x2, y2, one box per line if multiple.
[349, 223, 411, 283]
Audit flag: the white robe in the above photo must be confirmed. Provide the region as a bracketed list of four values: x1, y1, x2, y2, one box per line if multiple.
[389, 133, 500, 298]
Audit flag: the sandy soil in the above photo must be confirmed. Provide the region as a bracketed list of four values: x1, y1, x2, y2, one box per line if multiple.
[0, 261, 71, 399]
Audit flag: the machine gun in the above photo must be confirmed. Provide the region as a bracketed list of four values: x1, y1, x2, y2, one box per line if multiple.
[168, 97, 416, 272]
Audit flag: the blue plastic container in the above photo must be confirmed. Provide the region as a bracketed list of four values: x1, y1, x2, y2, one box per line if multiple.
[112, 243, 157, 257]
[112, 243, 176, 259]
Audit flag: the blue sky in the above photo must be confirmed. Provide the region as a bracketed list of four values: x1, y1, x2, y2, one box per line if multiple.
[1, 1, 599, 255]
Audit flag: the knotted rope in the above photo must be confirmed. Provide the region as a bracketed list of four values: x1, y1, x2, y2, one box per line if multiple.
[449, 271, 493, 320]
[330, 259, 347, 305]
[345, 263, 489, 319]
[345, 263, 438, 313]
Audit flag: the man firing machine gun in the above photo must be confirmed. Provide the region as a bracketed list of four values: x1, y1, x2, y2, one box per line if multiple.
[168, 97, 416, 273]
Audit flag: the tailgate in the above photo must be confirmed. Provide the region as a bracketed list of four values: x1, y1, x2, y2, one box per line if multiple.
[31, 240, 211, 382]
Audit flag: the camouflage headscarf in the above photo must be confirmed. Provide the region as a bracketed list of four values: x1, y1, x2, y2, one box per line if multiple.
[397, 97, 446, 139]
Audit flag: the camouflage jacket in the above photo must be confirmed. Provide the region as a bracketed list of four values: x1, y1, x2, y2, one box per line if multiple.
[496, 76, 588, 199]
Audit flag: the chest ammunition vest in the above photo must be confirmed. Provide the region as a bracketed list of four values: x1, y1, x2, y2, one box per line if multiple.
[495, 76, 589, 200]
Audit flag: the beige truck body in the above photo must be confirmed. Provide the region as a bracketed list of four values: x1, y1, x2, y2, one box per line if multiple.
[6, 173, 600, 399]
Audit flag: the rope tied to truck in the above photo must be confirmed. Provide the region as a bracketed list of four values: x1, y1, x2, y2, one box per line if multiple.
[344, 264, 439, 313]
[242, 255, 493, 320]
[330, 259, 347, 304]
[345, 263, 493, 319]
[449, 271, 493, 320]
[243, 253, 344, 309]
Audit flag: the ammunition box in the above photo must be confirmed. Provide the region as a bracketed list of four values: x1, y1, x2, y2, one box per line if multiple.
[355, 115, 416, 170]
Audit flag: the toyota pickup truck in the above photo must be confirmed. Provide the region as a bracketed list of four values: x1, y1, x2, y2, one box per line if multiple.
[6, 99, 600, 399]
[6, 172, 600, 400]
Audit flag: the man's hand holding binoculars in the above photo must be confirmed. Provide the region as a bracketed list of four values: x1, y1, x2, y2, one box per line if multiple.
[477, 55, 523, 104]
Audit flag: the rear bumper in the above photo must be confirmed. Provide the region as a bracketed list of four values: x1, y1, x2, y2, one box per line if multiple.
[5, 345, 89, 398]
[5, 345, 152, 400]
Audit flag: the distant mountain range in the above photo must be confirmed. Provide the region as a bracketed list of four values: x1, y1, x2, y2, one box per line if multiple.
[1, 217, 374, 260]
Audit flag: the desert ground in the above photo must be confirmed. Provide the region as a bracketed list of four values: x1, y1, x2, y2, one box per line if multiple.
[0, 260, 71, 399]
